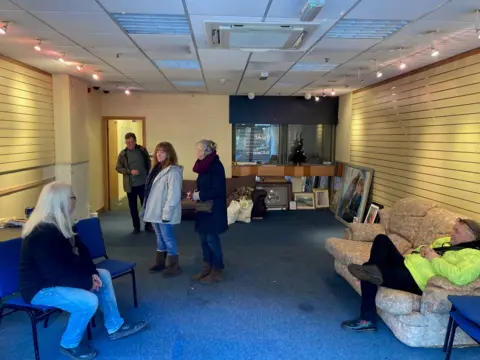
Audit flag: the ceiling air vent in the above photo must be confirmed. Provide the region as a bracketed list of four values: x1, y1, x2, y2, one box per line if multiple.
[206, 22, 318, 50]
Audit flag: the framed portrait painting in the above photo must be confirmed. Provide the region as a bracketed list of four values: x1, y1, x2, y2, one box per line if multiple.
[335, 164, 374, 226]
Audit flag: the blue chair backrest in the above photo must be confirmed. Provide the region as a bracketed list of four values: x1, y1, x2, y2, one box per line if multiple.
[75, 218, 107, 260]
[0, 238, 22, 298]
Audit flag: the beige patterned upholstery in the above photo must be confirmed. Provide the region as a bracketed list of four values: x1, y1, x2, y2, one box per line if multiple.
[325, 198, 480, 348]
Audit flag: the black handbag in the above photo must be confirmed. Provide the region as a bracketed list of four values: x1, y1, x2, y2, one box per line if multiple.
[195, 200, 213, 213]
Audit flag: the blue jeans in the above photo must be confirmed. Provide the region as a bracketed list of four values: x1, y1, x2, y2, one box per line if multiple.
[199, 233, 224, 269]
[31, 269, 124, 349]
[152, 222, 178, 255]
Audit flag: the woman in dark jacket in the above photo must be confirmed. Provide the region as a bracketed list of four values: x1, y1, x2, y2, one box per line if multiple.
[190, 139, 228, 283]
[19, 181, 146, 360]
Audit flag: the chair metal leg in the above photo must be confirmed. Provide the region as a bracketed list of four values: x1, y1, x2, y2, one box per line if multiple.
[87, 322, 92, 341]
[27, 310, 41, 360]
[445, 321, 458, 360]
[443, 315, 453, 352]
[131, 269, 138, 308]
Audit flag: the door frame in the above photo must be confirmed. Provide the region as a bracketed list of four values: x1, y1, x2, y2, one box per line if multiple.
[101, 116, 147, 211]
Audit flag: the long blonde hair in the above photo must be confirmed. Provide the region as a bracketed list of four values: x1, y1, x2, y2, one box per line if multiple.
[22, 181, 75, 239]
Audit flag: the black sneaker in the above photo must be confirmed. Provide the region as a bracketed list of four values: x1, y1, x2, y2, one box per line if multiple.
[109, 321, 147, 341]
[131, 228, 140, 235]
[348, 264, 383, 285]
[60, 343, 97, 359]
[341, 319, 377, 332]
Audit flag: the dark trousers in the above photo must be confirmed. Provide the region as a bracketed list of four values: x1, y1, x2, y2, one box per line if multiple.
[360, 234, 422, 322]
[199, 233, 224, 270]
[127, 185, 145, 230]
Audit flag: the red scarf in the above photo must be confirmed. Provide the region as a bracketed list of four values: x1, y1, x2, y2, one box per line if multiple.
[193, 151, 218, 174]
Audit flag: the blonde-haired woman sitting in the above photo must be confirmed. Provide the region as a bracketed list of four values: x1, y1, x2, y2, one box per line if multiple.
[19, 182, 146, 360]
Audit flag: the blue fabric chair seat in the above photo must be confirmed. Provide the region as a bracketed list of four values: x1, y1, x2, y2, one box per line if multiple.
[96, 259, 136, 277]
[450, 310, 480, 343]
[449, 296, 480, 326]
[4, 296, 54, 312]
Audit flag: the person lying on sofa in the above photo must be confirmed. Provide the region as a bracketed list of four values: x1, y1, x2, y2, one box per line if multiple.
[341, 218, 480, 332]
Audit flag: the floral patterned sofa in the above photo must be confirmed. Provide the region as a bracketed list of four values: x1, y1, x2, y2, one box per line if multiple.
[326, 198, 480, 347]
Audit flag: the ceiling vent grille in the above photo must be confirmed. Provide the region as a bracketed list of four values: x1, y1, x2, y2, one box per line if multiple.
[112, 14, 190, 35]
[325, 19, 409, 39]
[206, 22, 318, 50]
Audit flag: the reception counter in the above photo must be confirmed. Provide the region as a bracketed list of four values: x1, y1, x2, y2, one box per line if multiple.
[232, 165, 335, 177]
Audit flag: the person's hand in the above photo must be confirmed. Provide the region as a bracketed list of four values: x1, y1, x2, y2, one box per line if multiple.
[193, 191, 200, 201]
[91, 274, 102, 291]
[423, 247, 440, 261]
[131, 169, 139, 176]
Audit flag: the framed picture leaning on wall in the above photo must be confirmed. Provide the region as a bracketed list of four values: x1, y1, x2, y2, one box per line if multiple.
[330, 161, 346, 214]
[313, 188, 329, 209]
[335, 164, 374, 226]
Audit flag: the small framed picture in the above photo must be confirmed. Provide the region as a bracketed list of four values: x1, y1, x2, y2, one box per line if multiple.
[293, 193, 315, 210]
[313, 188, 330, 209]
[364, 204, 380, 224]
[289, 201, 297, 210]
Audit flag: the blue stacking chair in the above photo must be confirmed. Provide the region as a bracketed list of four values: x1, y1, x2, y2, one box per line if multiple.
[0, 238, 93, 360]
[443, 295, 480, 360]
[75, 217, 138, 308]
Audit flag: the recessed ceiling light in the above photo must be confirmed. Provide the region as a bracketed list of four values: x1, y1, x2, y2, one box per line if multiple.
[125, 89, 131, 95]
[399, 61, 406, 70]
[331, 89, 336, 96]
[76, 64, 83, 71]
[92, 72, 100, 80]
[34, 40, 42, 52]
[431, 48, 439, 57]
[376, 71, 383, 78]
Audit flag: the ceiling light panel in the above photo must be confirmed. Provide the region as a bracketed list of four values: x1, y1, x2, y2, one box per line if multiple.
[292, 62, 338, 71]
[112, 14, 190, 35]
[325, 19, 409, 39]
[155, 60, 200, 69]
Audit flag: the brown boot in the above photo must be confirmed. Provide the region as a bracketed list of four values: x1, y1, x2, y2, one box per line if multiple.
[163, 255, 182, 278]
[149, 251, 167, 273]
[200, 268, 223, 284]
[192, 262, 211, 281]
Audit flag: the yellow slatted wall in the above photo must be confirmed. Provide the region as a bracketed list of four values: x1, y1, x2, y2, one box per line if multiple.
[0, 56, 55, 219]
[351, 52, 480, 221]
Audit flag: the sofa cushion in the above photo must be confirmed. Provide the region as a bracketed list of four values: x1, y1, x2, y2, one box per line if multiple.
[376, 287, 421, 316]
[389, 215, 424, 244]
[391, 198, 438, 217]
[325, 238, 371, 265]
[389, 234, 412, 254]
[414, 207, 462, 247]
[379, 208, 392, 233]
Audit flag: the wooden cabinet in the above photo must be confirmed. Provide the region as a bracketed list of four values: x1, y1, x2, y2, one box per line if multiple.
[232, 165, 335, 177]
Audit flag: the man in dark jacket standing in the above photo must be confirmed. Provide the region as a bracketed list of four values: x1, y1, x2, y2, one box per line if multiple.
[116, 132, 152, 234]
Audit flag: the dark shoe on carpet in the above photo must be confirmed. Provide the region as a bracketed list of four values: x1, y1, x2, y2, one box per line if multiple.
[341, 319, 377, 332]
[149, 251, 167, 273]
[109, 321, 147, 341]
[348, 264, 383, 285]
[163, 255, 182, 278]
[131, 228, 140, 235]
[60, 343, 97, 360]
[192, 262, 211, 281]
[200, 268, 223, 284]
[145, 223, 155, 233]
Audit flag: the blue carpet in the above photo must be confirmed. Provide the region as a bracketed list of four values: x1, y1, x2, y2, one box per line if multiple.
[0, 211, 478, 360]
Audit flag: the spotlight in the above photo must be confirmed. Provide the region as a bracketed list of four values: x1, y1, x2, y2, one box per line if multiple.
[76, 64, 83, 71]
[125, 89, 131, 95]
[34, 40, 42, 52]
[477, 29, 480, 39]
[0, 22, 9, 35]
[331, 89, 336, 96]
[315, 96, 320, 102]
[57, 53, 65, 63]
[399, 61, 406, 70]
[431, 48, 439, 57]
[92, 72, 99, 80]
[304, 93, 312, 100]
[376, 71, 383, 78]
[247, 92, 255, 100]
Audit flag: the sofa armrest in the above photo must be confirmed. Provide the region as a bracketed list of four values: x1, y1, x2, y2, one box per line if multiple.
[345, 223, 386, 242]
[420, 276, 480, 314]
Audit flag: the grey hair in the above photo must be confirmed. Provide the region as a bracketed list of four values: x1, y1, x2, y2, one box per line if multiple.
[197, 139, 217, 156]
[22, 181, 75, 240]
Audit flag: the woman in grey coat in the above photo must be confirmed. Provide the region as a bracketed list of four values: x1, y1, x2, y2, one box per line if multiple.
[142, 142, 183, 278]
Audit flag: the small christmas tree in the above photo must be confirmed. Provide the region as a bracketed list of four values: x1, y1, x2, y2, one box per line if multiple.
[288, 133, 307, 165]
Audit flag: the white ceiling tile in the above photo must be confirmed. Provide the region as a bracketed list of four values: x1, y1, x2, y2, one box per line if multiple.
[267, 0, 358, 20]
[313, 38, 381, 51]
[145, 49, 196, 61]
[0, 1, 21, 10]
[98, 0, 185, 15]
[11, 0, 103, 12]
[345, 0, 448, 21]
[67, 33, 133, 48]
[251, 50, 305, 62]
[199, 49, 249, 70]
[417, 0, 480, 22]
[304, 50, 359, 64]
[0, 10, 56, 32]
[186, 0, 269, 17]
[281, 71, 320, 83]
[248, 61, 294, 71]
[162, 68, 203, 81]
[31, 11, 120, 34]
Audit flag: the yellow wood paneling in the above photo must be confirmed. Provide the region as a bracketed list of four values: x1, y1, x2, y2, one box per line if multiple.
[351, 53, 480, 221]
[0, 57, 54, 218]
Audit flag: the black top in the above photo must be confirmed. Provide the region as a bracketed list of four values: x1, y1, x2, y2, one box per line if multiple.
[19, 223, 98, 303]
